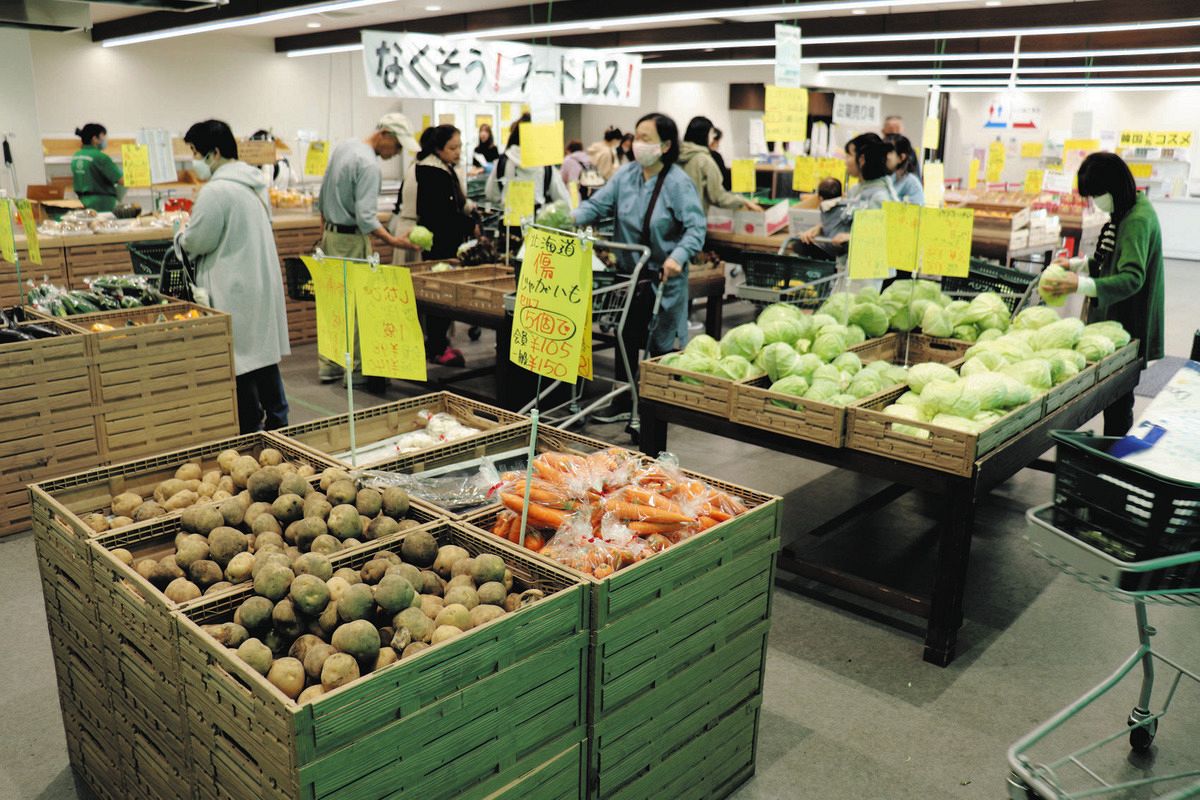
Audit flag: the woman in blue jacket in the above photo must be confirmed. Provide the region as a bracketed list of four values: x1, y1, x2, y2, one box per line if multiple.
[573, 112, 707, 424]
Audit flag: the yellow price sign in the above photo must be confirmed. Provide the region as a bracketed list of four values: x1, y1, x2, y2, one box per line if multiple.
[122, 144, 152, 187]
[883, 201, 920, 273]
[986, 141, 1006, 183]
[303, 256, 357, 365]
[519, 121, 564, 168]
[816, 157, 847, 189]
[763, 85, 808, 142]
[353, 263, 426, 381]
[421, 114, 431, 132]
[1128, 162, 1153, 179]
[510, 228, 592, 383]
[922, 117, 940, 152]
[917, 207, 973, 278]
[731, 159, 756, 194]
[923, 161, 945, 208]
[15, 200, 39, 265]
[0, 199, 15, 264]
[1020, 141, 1045, 159]
[1023, 169, 1045, 195]
[967, 158, 980, 190]
[578, 302, 593, 381]
[504, 180, 535, 226]
[568, 181, 580, 209]
[305, 140, 330, 177]
[792, 156, 818, 192]
[847, 209, 889, 280]
[1063, 138, 1101, 155]
[475, 114, 493, 130]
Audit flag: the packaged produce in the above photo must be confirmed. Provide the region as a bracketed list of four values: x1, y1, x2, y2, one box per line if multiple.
[24, 274, 168, 316]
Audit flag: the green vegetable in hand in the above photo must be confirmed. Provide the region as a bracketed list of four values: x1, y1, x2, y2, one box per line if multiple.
[410, 226, 434, 251]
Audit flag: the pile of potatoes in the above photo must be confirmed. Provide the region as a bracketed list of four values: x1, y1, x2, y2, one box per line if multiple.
[200, 528, 546, 704]
[109, 465, 423, 605]
[81, 448, 317, 533]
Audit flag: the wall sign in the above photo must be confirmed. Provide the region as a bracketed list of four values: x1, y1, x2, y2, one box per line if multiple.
[363, 30, 643, 106]
[831, 93, 881, 129]
[774, 24, 803, 89]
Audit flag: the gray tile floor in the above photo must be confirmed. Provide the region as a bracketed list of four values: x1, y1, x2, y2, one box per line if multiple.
[3, 262, 1198, 799]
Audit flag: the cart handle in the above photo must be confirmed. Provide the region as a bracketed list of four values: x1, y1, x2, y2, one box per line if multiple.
[778, 235, 835, 255]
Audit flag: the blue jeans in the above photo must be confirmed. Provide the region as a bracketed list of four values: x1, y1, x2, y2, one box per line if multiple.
[236, 364, 289, 433]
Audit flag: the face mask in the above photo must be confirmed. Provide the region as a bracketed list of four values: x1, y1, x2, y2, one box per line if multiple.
[633, 141, 663, 167]
[192, 156, 212, 181]
[97, 138, 107, 151]
[1093, 193, 1114, 213]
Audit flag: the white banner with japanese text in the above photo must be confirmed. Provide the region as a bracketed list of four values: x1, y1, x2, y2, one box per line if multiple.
[362, 30, 643, 107]
[832, 93, 882, 129]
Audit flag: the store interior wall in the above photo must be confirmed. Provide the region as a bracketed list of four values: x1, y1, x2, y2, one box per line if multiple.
[945, 90, 1200, 191]
[0, 29, 46, 196]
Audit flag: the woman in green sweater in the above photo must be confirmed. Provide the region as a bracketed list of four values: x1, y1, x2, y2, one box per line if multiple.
[1042, 152, 1165, 435]
[70, 123, 123, 212]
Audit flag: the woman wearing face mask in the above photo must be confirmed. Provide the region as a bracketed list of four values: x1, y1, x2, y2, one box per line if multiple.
[797, 133, 897, 253]
[573, 112, 707, 426]
[1041, 152, 1164, 435]
[884, 134, 924, 206]
[71, 123, 123, 213]
[395, 124, 479, 367]
[176, 119, 290, 433]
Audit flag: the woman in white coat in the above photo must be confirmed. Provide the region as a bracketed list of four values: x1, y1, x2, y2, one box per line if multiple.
[485, 113, 571, 215]
[177, 119, 291, 433]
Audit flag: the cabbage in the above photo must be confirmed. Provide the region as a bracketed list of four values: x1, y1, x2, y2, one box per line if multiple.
[684, 334, 721, 359]
[832, 352, 862, 375]
[848, 303, 890, 338]
[812, 332, 847, 362]
[756, 342, 801, 382]
[944, 300, 971, 325]
[921, 379, 981, 419]
[714, 355, 756, 381]
[906, 362, 960, 394]
[1000, 359, 1053, 392]
[909, 299, 936, 323]
[1013, 306, 1062, 331]
[817, 292, 855, 325]
[757, 302, 804, 327]
[1030, 317, 1085, 351]
[920, 305, 955, 338]
[1037, 348, 1087, 372]
[959, 292, 1010, 331]
[792, 353, 825, 380]
[1035, 349, 1083, 383]
[535, 201, 574, 230]
[931, 413, 986, 434]
[973, 410, 1003, 425]
[882, 364, 909, 387]
[1038, 263, 1070, 307]
[856, 286, 882, 304]
[888, 305, 918, 333]
[845, 324, 867, 346]
[1076, 334, 1117, 362]
[913, 280, 945, 305]
[896, 390, 923, 408]
[794, 338, 811, 354]
[720, 323, 764, 361]
[960, 357, 993, 377]
[804, 379, 841, 403]
[865, 360, 890, 374]
[1000, 374, 1033, 407]
[977, 328, 1003, 343]
[848, 371, 883, 398]
[812, 364, 845, 388]
[760, 317, 807, 346]
[669, 351, 717, 384]
[1084, 321, 1131, 348]
[965, 338, 1033, 364]
[831, 393, 858, 407]
[809, 313, 838, 331]
[409, 225, 434, 250]
[1055, 360, 1080, 384]
[961, 372, 1010, 410]
[952, 325, 980, 343]
[884, 404, 931, 439]
[767, 375, 809, 408]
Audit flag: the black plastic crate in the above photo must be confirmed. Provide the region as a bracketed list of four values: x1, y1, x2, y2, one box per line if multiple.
[941, 258, 1037, 313]
[284, 256, 315, 301]
[1051, 430, 1200, 564]
[126, 241, 193, 302]
[737, 252, 838, 308]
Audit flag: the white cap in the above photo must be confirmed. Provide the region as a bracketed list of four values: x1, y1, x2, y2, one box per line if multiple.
[377, 112, 420, 152]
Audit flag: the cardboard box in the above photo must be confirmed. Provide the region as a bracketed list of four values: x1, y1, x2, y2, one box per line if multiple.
[788, 206, 821, 236]
[708, 202, 790, 238]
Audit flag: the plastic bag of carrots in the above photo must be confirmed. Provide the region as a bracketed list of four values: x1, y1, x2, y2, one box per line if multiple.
[488, 448, 750, 578]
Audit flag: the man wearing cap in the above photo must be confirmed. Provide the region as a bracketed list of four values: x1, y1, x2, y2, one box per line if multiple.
[315, 113, 421, 387]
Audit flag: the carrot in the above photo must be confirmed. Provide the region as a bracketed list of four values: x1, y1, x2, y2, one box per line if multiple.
[539, 452, 587, 474]
[499, 493, 571, 529]
[503, 482, 576, 509]
[522, 530, 546, 552]
[711, 490, 748, 514]
[619, 487, 687, 516]
[627, 521, 688, 536]
[700, 506, 733, 522]
[696, 516, 720, 531]
[533, 460, 570, 484]
[493, 515, 511, 539]
[602, 499, 693, 525]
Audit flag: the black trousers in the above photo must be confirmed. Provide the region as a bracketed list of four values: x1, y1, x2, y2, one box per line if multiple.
[615, 277, 660, 386]
[236, 364, 289, 434]
[1103, 391, 1135, 437]
[425, 314, 452, 354]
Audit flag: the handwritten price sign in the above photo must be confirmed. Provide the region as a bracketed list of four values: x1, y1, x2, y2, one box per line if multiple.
[917, 207, 974, 278]
[302, 256, 357, 364]
[847, 209, 888, 280]
[353, 264, 426, 381]
[883, 201, 920, 273]
[509, 229, 592, 383]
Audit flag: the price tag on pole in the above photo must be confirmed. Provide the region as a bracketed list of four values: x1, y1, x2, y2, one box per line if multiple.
[923, 162, 945, 208]
[763, 85, 808, 143]
[731, 160, 756, 193]
[121, 144, 152, 187]
[1024, 169, 1045, 195]
[847, 209, 888, 279]
[921, 117, 940, 152]
[15, 199, 40, 265]
[305, 140, 330, 177]
[303, 256, 357, 364]
[353, 263, 426, 381]
[0, 199, 15, 263]
[519, 121, 564, 167]
[967, 158, 980, 190]
[509, 228, 592, 383]
[792, 156, 818, 192]
[883, 201, 920, 273]
[986, 141, 1006, 183]
[916, 207, 973, 278]
[504, 180, 535, 226]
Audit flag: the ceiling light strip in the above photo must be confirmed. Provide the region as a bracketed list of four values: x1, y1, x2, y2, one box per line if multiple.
[824, 62, 1200, 76]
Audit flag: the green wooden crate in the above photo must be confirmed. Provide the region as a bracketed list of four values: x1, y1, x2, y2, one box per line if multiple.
[176, 521, 589, 800]
[484, 739, 586, 800]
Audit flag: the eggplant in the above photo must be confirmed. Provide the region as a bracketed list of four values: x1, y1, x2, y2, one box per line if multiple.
[0, 329, 35, 344]
[20, 324, 60, 339]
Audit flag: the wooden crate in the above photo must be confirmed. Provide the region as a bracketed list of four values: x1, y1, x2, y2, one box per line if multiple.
[413, 265, 512, 304]
[273, 224, 323, 258]
[177, 522, 588, 800]
[1045, 363, 1098, 413]
[845, 382, 1045, 477]
[272, 390, 527, 468]
[98, 388, 240, 464]
[902, 332, 974, 364]
[639, 355, 739, 418]
[1097, 340, 1140, 380]
[1, 245, 67, 305]
[284, 298, 317, 346]
[456, 275, 516, 314]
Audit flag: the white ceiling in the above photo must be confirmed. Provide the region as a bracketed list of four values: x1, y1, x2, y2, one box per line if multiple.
[83, 0, 1098, 40]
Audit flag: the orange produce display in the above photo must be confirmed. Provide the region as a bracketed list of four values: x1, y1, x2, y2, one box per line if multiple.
[489, 448, 749, 578]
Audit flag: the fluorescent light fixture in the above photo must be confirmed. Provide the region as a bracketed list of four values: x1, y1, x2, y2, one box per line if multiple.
[103, 0, 399, 47]
[824, 62, 1200, 76]
[306, 21, 321, 28]
[286, 43, 365, 58]
[985, 1, 1002, 5]
[814, 44, 1200, 64]
[937, 84, 1200, 93]
[641, 58, 774, 70]
[424, 4, 441, 10]
[900, 75, 1200, 86]
[852, 8, 867, 13]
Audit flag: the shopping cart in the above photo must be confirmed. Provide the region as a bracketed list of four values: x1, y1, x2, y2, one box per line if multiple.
[510, 227, 657, 432]
[126, 239, 194, 302]
[734, 237, 842, 310]
[941, 257, 1040, 317]
[1007, 432, 1200, 800]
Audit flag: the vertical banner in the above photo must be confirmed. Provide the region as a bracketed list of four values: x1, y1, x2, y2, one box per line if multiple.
[731, 160, 756, 194]
[15, 200, 40, 265]
[1023, 169, 1045, 195]
[305, 141, 330, 177]
[0, 200, 15, 263]
[774, 24, 803, 88]
[847, 210, 888, 280]
[303, 256, 357, 364]
[510, 228, 592, 383]
[883, 201, 920, 273]
[122, 144, 152, 187]
[504, 180, 536, 226]
[917, 207, 973, 278]
[353, 264, 426, 381]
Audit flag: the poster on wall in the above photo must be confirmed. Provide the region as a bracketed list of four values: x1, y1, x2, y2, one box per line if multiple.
[362, 30, 642, 106]
[832, 93, 881, 129]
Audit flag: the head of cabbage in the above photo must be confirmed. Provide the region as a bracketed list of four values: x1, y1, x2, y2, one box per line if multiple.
[848, 303, 890, 338]
[817, 292, 856, 325]
[684, 334, 720, 359]
[804, 378, 842, 404]
[906, 362, 960, 394]
[792, 352, 825, 380]
[960, 372, 1010, 410]
[959, 292, 1011, 332]
[952, 325, 980, 343]
[812, 363, 846, 388]
[1000, 359, 1053, 392]
[756, 342, 802, 383]
[1037, 264, 1070, 308]
[1030, 317, 1085, 351]
[920, 305, 955, 338]
[760, 316, 809, 346]
[768, 375, 809, 409]
[812, 331, 848, 362]
[720, 323, 765, 361]
[714, 355, 759, 381]
[848, 371, 883, 399]
[1013, 306, 1062, 331]
[920, 379, 982, 419]
[844, 324, 867, 346]
[809, 313, 838, 331]
[756, 303, 803, 327]
[1084, 321, 1131, 349]
[1076, 334, 1117, 362]
[833, 352, 862, 375]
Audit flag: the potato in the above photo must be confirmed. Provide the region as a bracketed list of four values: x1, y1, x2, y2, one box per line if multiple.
[202, 470, 222, 486]
[217, 476, 235, 495]
[297, 464, 316, 478]
[212, 491, 232, 502]
[110, 516, 134, 529]
[111, 492, 143, 518]
[154, 478, 186, 503]
[132, 501, 165, 522]
[197, 482, 216, 498]
[82, 513, 109, 533]
[183, 479, 202, 493]
[231, 455, 260, 489]
[112, 548, 133, 566]
[297, 685, 325, 705]
[258, 448, 283, 467]
[165, 578, 201, 603]
[216, 449, 240, 474]
[164, 490, 199, 511]
[176, 463, 203, 482]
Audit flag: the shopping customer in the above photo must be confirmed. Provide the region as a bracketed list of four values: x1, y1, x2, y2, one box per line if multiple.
[395, 124, 479, 367]
[617, 133, 635, 166]
[560, 140, 592, 186]
[710, 128, 731, 191]
[315, 113, 420, 388]
[573, 112, 706, 425]
[586, 127, 624, 181]
[70, 123, 123, 213]
[798, 133, 897, 250]
[679, 117, 763, 214]
[885, 134, 924, 205]
[1040, 152, 1164, 435]
[473, 123, 499, 166]
[485, 114, 571, 213]
[883, 115, 905, 136]
[175, 119, 291, 433]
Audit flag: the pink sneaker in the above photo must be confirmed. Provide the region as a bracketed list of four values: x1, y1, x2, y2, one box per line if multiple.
[433, 346, 465, 367]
